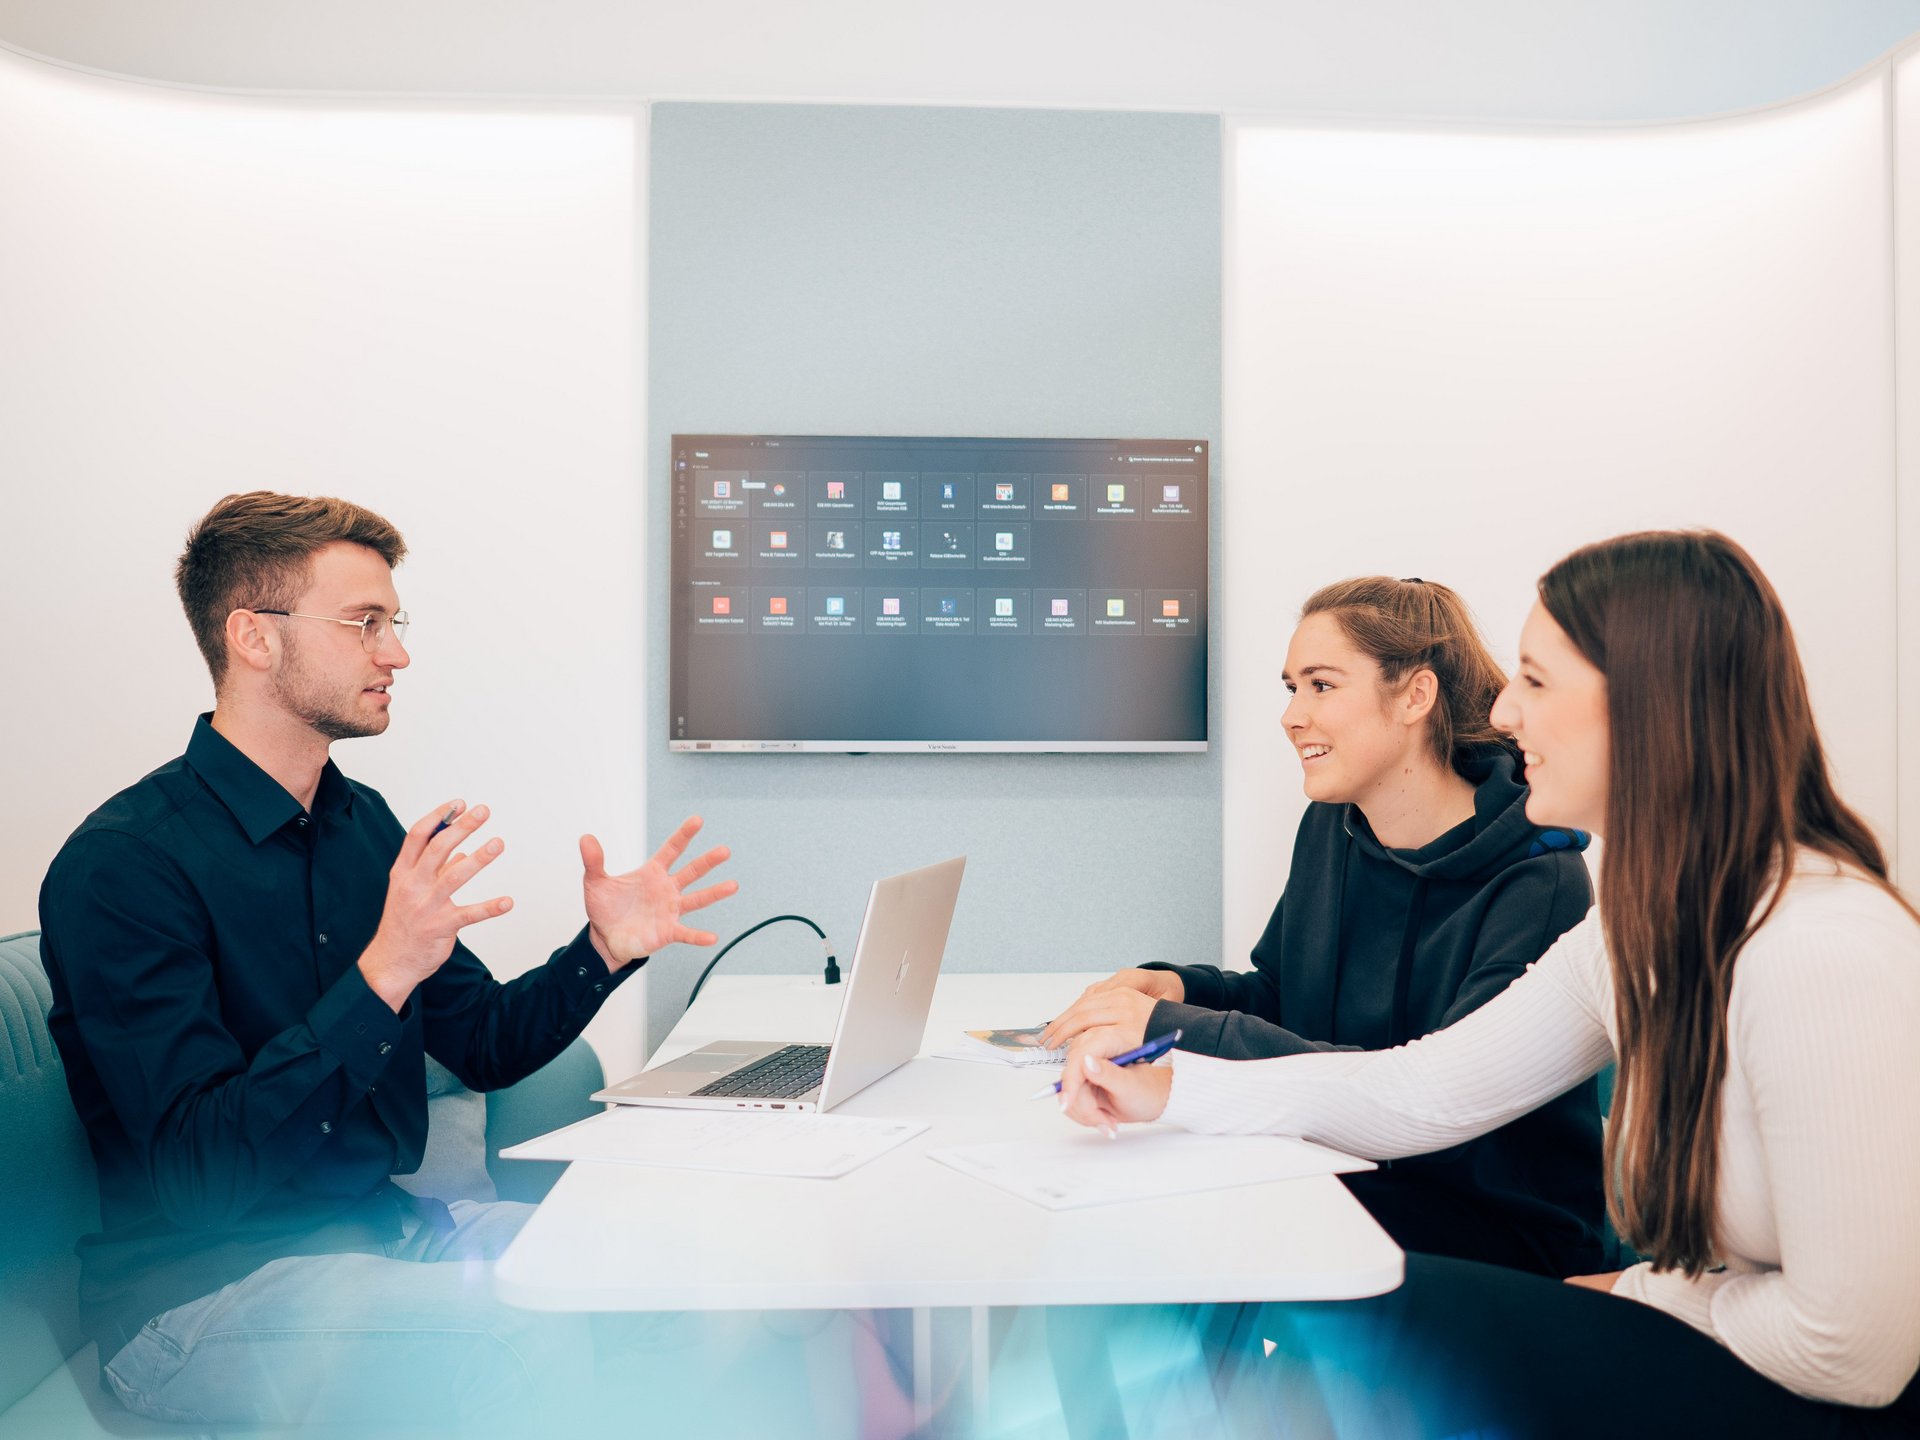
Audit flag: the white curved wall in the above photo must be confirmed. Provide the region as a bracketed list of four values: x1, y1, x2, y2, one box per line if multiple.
[0, 50, 653, 1076]
[3, 0, 1919, 124]
[1223, 73, 1907, 956]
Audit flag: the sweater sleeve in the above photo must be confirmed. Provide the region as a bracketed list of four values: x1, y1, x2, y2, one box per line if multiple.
[1142, 889, 1353, 1058]
[1610, 908, 1920, 1407]
[1161, 912, 1615, 1155]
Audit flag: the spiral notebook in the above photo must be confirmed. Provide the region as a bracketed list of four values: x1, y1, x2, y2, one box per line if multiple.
[935, 1025, 1068, 1067]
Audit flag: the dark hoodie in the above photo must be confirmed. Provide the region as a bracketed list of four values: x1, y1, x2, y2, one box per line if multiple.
[1144, 747, 1607, 1278]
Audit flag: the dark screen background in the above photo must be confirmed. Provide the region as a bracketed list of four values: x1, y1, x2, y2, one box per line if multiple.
[670, 435, 1209, 747]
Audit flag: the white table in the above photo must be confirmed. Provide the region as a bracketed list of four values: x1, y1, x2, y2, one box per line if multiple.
[495, 972, 1403, 1422]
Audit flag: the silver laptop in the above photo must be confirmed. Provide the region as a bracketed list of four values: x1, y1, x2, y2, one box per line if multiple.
[593, 856, 965, 1113]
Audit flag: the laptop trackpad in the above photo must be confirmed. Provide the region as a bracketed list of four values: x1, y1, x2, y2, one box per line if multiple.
[652, 1048, 761, 1075]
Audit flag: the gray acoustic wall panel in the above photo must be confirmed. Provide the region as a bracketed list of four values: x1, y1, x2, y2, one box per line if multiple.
[646, 103, 1221, 1049]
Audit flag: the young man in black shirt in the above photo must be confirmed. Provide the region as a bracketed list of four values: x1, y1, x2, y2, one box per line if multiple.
[40, 492, 735, 1427]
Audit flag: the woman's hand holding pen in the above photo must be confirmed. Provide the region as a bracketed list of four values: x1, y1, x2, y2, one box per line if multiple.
[1059, 1046, 1175, 1135]
[1039, 969, 1182, 1051]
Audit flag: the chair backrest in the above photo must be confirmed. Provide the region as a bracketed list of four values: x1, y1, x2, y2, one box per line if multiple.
[0, 931, 99, 1412]
[0, 924, 606, 1413]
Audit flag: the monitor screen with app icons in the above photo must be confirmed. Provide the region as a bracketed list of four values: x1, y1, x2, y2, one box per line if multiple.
[670, 435, 1208, 751]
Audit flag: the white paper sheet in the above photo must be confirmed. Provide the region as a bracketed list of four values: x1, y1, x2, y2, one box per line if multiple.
[927, 1128, 1374, 1210]
[500, 1107, 927, 1180]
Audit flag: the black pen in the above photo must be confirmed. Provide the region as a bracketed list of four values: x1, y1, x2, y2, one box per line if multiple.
[1028, 1028, 1183, 1100]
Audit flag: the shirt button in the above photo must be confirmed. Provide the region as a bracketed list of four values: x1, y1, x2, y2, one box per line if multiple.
[576, 967, 589, 978]
[593, 983, 604, 994]
[317, 933, 329, 945]
[378, 1041, 392, 1055]
[296, 816, 309, 828]
[319, 1120, 332, 1135]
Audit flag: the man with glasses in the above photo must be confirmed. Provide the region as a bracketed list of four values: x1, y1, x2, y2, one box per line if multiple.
[38, 491, 736, 1427]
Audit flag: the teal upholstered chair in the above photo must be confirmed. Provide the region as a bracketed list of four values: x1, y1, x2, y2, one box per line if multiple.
[0, 929, 602, 1436]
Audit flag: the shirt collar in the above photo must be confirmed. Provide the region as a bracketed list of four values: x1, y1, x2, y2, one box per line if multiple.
[184, 713, 355, 845]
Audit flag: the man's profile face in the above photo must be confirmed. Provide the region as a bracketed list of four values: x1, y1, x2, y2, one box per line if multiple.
[268, 542, 409, 742]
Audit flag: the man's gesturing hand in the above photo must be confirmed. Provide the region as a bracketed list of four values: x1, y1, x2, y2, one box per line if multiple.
[359, 800, 514, 1012]
[581, 815, 737, 970]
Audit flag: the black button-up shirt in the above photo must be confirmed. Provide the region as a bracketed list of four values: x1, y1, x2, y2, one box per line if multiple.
[39, 715, 640, 1360]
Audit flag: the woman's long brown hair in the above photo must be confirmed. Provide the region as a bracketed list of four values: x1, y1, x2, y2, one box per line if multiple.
[1538, 531, 1900, 1275]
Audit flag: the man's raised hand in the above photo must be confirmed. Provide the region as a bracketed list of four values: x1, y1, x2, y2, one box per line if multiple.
[359, 800, 513, 1011]
[581, 815, 737, 970]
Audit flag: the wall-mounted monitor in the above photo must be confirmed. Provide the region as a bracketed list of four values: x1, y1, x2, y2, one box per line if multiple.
[669, 435, 1208, 752]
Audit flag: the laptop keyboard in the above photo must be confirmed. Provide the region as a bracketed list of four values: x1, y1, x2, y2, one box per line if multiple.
[692, 1043, 831, 1099]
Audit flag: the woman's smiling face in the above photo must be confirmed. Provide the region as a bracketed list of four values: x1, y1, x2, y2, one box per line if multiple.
[1491, 601, 1611, 835]
[1280, 611, 1424, 806]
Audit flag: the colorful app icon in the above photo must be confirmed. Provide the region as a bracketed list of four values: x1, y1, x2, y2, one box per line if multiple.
[882, 481, 902, 501]
[1051, 483, 1071, 503]
[1106, 483, 1125, 505]
[1107, 597, 1126, 617]
[939, 597, 957, 616]
[882, 530, 902, 551]
[827, 481, 846, 500]
[941, 482, 956, 502]
[995, 532, 1013, 551]
[768, 596, 788, 615]
[713, 479, 732, 499]
[1162, 599, 1181, 617]
[712, 529, 732, 549]
[1162, 484, 1180, 504]
[771, 482, 787, 497]
[995, 482, 1014, 502]
[825, 596, 845, 617]
[712, 596, 731, 615]
[994, 597, 1013, 618]
[1050, 597, 1069, 617]
[882, 597, 901, 616]
[770, 530, 789, 549]
[827, 530, 846, 550]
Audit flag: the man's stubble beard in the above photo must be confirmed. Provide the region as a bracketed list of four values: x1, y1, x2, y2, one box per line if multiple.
[272, 631, 387, 742]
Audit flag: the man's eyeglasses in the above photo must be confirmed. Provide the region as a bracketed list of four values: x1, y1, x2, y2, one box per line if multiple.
[253, 609, 411, 652]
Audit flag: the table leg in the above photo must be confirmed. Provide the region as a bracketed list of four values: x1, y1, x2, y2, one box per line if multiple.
[970, 1304, 991, 1424]
[913, 1305, 933, 1430]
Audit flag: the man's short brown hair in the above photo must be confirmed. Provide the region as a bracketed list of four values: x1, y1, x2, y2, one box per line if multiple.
[175, 492, 407, 686]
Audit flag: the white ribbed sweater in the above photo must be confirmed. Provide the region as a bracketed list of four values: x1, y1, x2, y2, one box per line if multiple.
[1161, 858, 1920, 1408]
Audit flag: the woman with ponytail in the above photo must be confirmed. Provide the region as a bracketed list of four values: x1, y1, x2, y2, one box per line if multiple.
[1046, 575, 1605, 1277]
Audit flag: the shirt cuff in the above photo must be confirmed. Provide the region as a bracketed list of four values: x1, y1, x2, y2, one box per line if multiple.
[1611, 1260, 1729, 1340]
[1142, 962, 1226, 1011]
[552, 926, 640, 1010]
[310, 963, 406, 1090]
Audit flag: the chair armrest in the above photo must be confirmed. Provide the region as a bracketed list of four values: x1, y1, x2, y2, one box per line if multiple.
[483, 1038, 605, 1203]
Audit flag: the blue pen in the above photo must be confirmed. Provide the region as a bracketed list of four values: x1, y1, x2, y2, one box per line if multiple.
[429, 804, 462, 839]
[1028, 1028, 1183, 1100]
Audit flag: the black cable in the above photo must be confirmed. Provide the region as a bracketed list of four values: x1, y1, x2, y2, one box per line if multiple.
[684, 913, 839, 1012]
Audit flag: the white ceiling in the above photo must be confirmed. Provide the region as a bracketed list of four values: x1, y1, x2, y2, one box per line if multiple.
[3, 0, 1919, 122]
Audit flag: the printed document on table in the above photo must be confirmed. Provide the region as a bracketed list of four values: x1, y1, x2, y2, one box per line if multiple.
[501, 1108, 927, 1180]
[928, 1129, 1374, 1210]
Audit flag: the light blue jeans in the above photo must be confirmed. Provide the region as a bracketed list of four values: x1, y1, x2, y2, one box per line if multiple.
[103, 1199, 886, 1434]
[103, 1200, 592, 1430]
